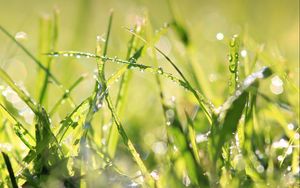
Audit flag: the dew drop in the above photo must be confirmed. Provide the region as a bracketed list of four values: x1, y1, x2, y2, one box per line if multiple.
[241, 50, 247, 58]
[15, 31, 28, 41]
[228, 54, 233, 62]
[256, 165, 264, 173]
[229, 64, 236, 73]
[157, 67, 163, 74]
[216, 32, 224, 40]
[196, 134, 208, 143]
[287, 123, 294, 130]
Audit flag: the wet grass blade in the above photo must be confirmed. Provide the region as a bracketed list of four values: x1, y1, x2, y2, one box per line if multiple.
[1, 151, 18, 188]
[228, 35, 240, 94]
[124, 28, 213, 124]
[56, 96, 91, 142]
[107, 43, 143, 158]
[0, 67, 38, 114]
[0, 104, 35, 150]
[167, 106, 209, 186]
[208, 66, 272, 166]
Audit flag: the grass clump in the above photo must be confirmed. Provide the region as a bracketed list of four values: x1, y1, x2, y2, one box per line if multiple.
[0, 4, 299, 188]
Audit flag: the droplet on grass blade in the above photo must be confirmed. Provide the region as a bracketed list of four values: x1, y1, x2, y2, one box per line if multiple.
[287, 123, 295, 130]
[272, 138, 289, 148]
[150, 170, 159, 180]
[196, 134, 208, 143]
[256, 165, 264, 173]
[241, 49, 247, 57]
[15, 31, 28, 41]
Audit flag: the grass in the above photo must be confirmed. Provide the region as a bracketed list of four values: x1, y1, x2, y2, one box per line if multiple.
[0, 2, 299, 188]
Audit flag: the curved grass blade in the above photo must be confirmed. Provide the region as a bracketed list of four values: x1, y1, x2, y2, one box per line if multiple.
[0, 67, 38, 114]
[124, 28, 213, 124]
[0, 104, 34, 150]
[1, 151, 18, 188]
[208, 66, 272, 163]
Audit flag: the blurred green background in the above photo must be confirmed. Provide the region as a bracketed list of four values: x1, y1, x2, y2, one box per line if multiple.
[0, 0, 298, 119]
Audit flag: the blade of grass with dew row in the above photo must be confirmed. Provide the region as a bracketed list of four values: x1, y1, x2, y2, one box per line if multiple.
[208, 67, 272, 180]
[107, 44, 144, 158]
[124, 28, 214, 124]
[47, 51, 214, 119]
[228, 35, 240, 94]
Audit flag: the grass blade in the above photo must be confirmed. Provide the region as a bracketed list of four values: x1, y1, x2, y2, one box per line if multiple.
[1, 151, 18, 188]
[208, 67, 272, 180]
[0, 67, 38, 114]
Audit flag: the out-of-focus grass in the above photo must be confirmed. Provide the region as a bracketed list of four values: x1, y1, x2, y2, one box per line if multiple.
[0, 0, 299, 187]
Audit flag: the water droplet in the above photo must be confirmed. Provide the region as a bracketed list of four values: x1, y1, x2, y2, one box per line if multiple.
[277, 155, 284, 162]
[15, 31, 28, 41]
[230, 39, 236, 47]
[216, 32, 224, 40]
[241, 50, 247, 58]
[171, 96, 176, 102]
[228, 54, 233, 62]
[96, 34, 106, 42]
[271, 76, 283, 87]
[256, 165, 264, 173]
[229, 64, 236, 73]
[150, 170, 159, 180]
[196, 134, 208, 143]
[295, 133, 300, 139]
[235, 52, 239, 58]
[209, 73, 218, 82]
[272, 138, 289, 148]
[0, 143, 13, 152]
[287, 123, 295, 130]
[157, 67, 163, 74]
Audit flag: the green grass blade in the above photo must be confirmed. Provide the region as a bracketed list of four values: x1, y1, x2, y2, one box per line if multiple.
[1, 151, 18, 188]
[208, 66, 272, 167]
[0, 67, 38, 114]
[38, 10, 59, 105]
[228, 35, 240, 94]
[124, 28, 213, 124]
[107, 45, 143, 158]
[0, 104, 35, 149]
